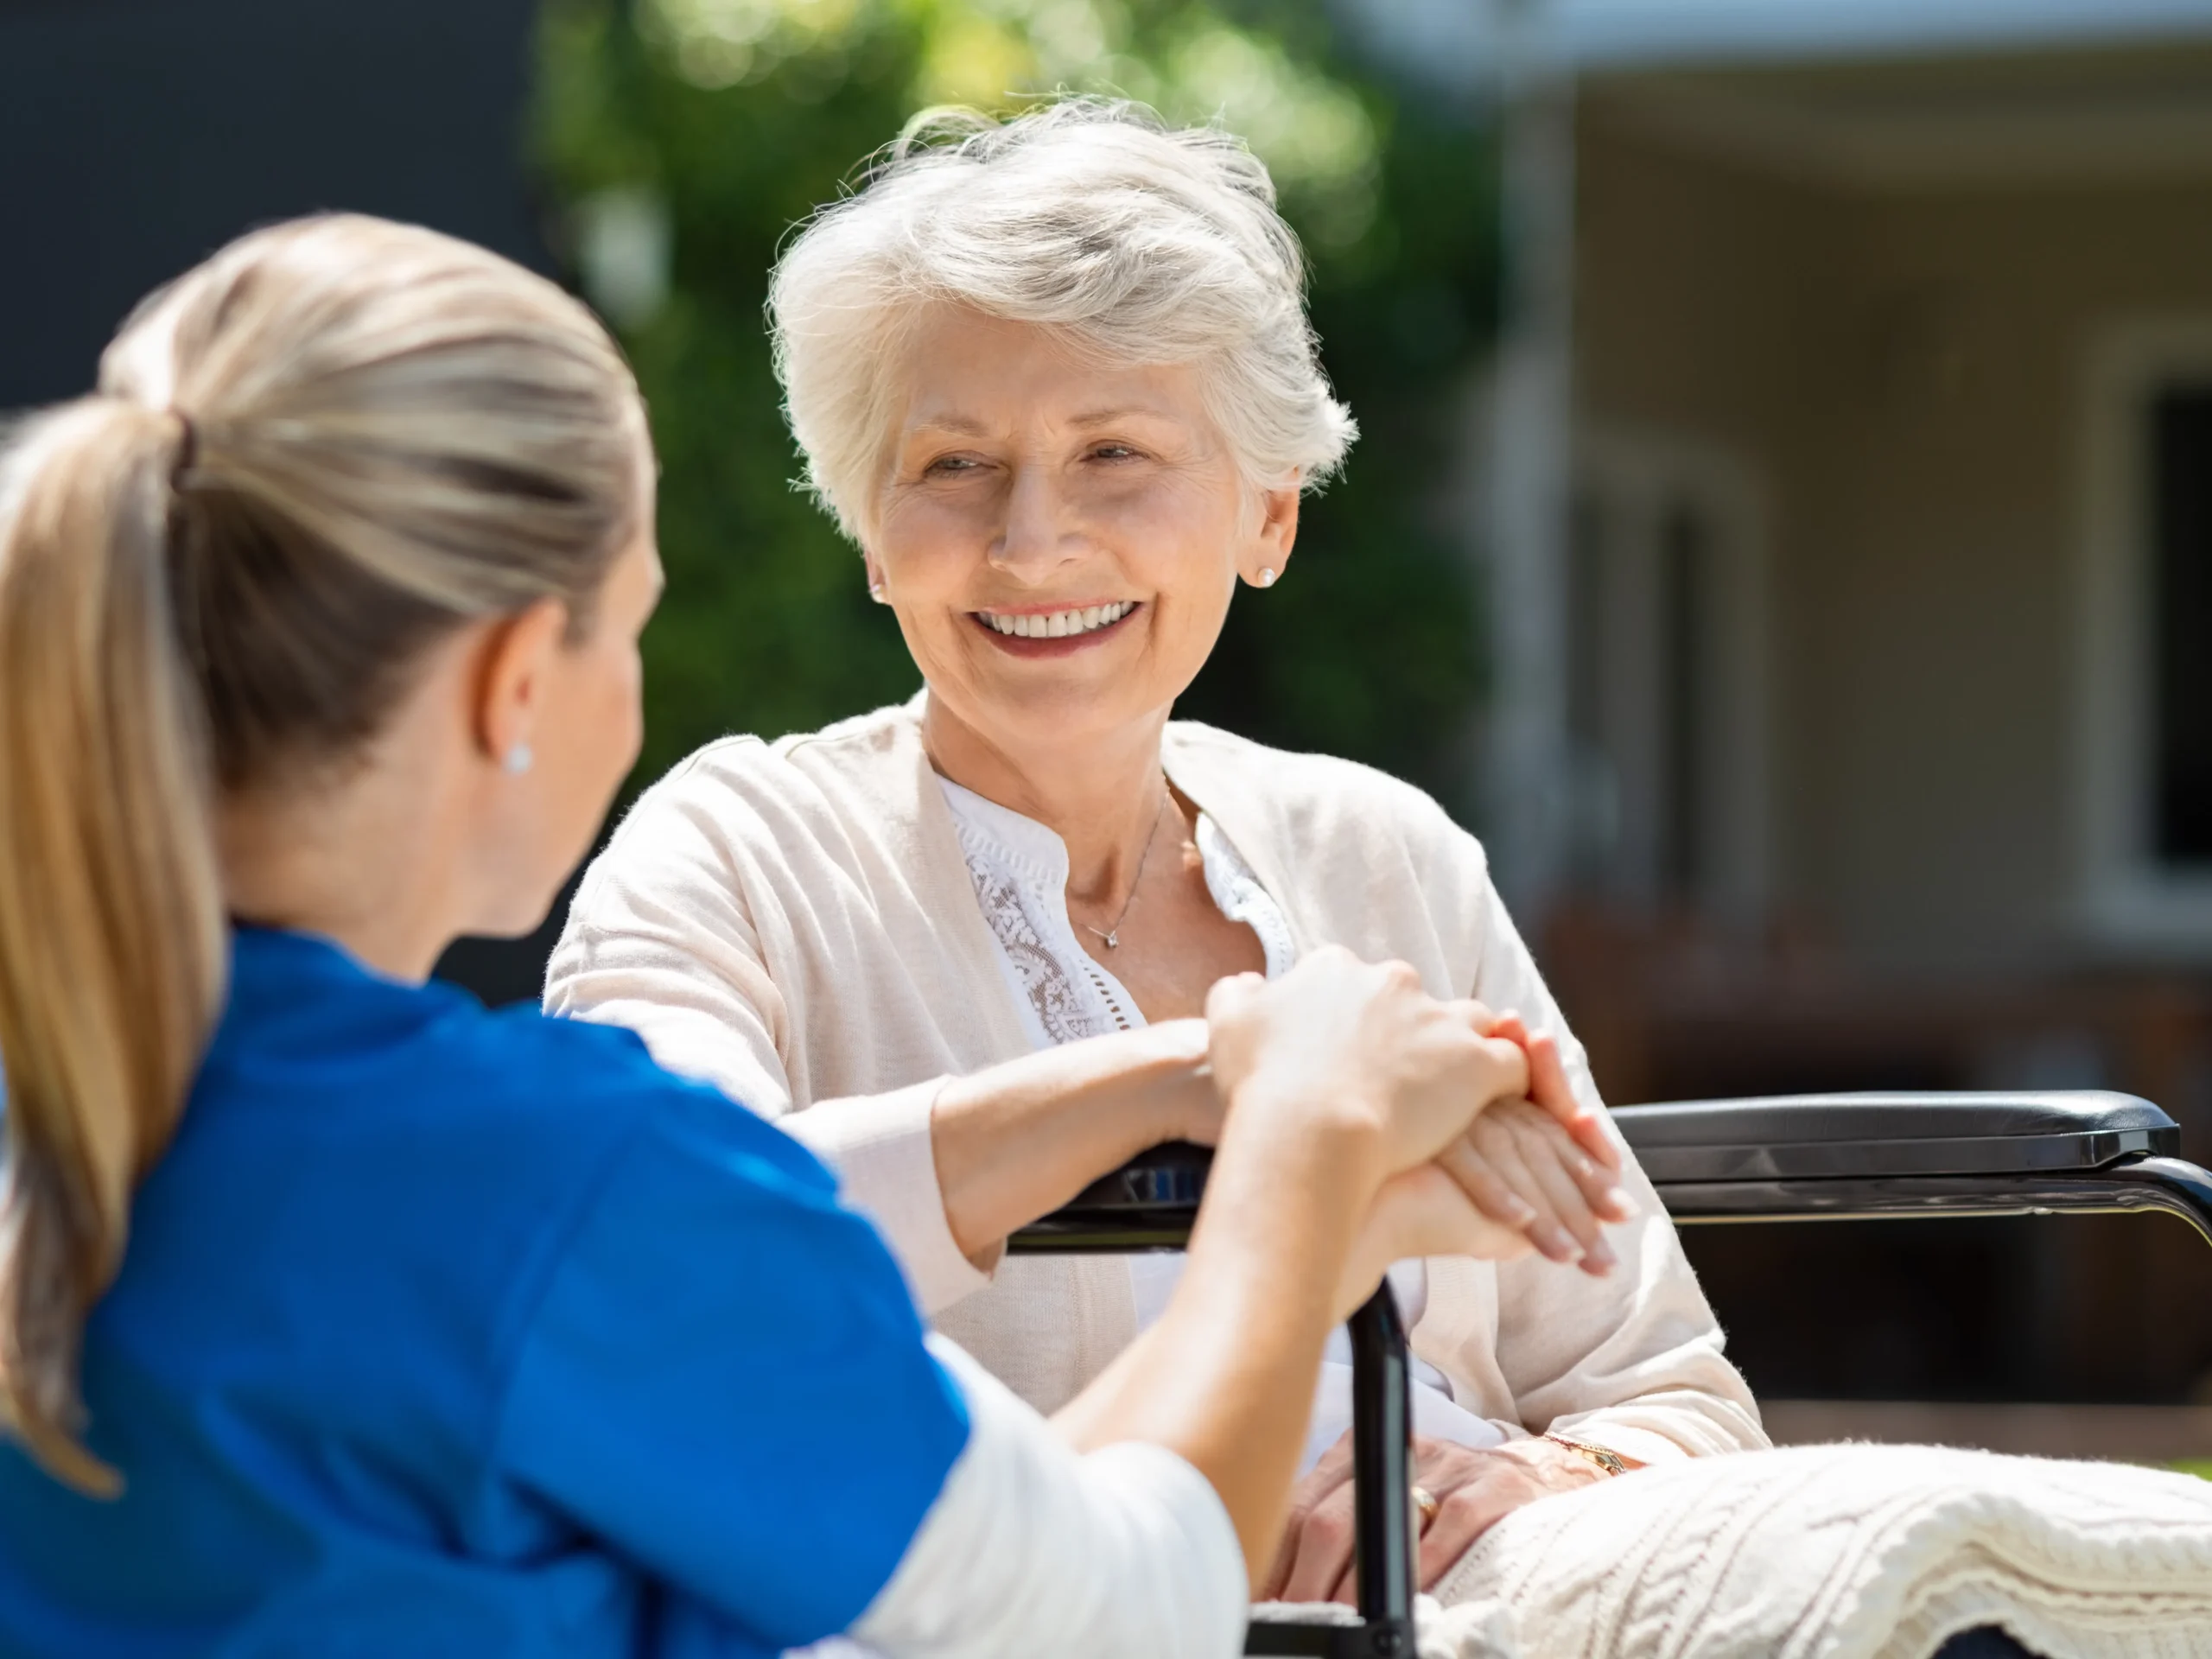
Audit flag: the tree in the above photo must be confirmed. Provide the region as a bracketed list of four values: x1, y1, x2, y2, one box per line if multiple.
[532, 0, 1497, 807]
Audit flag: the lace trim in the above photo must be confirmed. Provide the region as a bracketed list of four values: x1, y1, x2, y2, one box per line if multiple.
[958, 849, 1122, 1043]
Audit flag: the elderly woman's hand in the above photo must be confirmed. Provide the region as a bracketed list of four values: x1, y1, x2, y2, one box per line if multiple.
[1329, 1162, 1535, 1319]
[1261, 1432, 1635, 1605]
[1438, 1016, 1635, 1276]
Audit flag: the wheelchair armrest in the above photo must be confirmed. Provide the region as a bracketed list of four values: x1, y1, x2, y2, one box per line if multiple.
[1008, 1092, 2196, 1251]
[1610, 1090, 2177, 1182]
[1006, 1141, 1213, 1253]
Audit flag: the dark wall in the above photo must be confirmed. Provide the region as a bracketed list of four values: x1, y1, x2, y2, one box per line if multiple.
[0, 0, 544, 407]
[1, 0, 555, 1002]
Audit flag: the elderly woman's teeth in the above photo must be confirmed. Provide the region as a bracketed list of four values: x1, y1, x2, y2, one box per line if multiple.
[984, 601, 1132, 639]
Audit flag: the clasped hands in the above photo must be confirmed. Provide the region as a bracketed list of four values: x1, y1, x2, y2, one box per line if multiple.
[1203, 947, 1634, 1317]
[1203, 947, 1640, 1603]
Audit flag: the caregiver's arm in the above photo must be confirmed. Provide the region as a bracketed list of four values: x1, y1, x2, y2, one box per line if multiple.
[504, 949, 1536, 1659]
[850, 1164, 1518, 1659]
[1049, 954, 1535, 1582]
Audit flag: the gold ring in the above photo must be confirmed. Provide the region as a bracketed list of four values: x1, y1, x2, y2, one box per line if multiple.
[1412, 1485, 1440, 1528]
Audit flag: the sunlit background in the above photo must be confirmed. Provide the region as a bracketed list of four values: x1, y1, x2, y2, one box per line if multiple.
[12, 0, 2212, 1461]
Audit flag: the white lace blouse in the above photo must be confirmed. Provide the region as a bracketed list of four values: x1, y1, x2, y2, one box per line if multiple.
[937, 777, 1505, 1471]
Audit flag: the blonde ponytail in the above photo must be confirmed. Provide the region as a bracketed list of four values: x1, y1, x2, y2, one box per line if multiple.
[0, 215, 643, 1491]
[0, 400, 226, 1494]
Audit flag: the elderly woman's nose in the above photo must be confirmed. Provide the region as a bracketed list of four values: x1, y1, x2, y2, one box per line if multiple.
[989, 466, 1078, 570]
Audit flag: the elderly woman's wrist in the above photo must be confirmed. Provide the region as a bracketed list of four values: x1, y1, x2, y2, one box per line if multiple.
[1135, 1018, 1218, 1145]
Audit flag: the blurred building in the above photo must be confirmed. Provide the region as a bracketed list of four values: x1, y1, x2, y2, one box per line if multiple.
[1354, 0, 2212, 1412]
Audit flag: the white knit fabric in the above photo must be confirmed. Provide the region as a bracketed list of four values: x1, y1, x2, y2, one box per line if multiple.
[1387, 1442, 2212, 1658]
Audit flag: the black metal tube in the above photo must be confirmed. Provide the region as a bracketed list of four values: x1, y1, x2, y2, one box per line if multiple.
[1348, 1282, 1415, 1651]
[1654, 1154, 2212, 1250]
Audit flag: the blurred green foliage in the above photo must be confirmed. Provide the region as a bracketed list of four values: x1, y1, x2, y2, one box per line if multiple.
[532, 0, 1497, 806]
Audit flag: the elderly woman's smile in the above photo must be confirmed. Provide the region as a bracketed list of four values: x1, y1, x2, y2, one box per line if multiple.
[970, 600, 1138, 648]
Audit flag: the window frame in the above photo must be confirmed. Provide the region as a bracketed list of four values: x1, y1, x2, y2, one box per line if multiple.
[2076, 317, 2212, 950]
[1569, 429, 1773, 918]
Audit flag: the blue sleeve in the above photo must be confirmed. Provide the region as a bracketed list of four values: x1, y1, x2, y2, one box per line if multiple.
[493, 1077, 971, 1651]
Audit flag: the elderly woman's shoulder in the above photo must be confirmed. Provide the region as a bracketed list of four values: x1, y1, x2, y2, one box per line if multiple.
[1162, 721, 1476, 861]
[605, 702, 932, 852]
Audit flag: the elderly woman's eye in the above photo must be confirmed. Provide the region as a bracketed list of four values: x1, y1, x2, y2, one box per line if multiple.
[1089, 443, 1141, 462]
[923, 455, 979, 477]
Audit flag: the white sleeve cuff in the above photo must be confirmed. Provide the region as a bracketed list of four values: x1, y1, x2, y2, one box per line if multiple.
[778, 1080, 993, 1317]
[848, 1337, 1248, 1659]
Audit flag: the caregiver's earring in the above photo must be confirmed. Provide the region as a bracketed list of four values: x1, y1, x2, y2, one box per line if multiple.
[504, 742, 535, 776]
[1255, 566, 1278, 588]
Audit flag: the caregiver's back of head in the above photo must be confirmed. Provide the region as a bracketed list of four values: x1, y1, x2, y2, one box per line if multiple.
[0, 213, 1535, 1657]
[0, 214, 646, 1496]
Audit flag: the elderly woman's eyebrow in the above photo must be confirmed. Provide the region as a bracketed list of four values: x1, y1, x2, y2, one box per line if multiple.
[904, 406, 1182, 439]
[906, 412, 994, 438]
[1067, 405, 1183, 428]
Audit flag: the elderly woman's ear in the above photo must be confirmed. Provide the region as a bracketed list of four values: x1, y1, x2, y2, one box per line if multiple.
[1242, 475, 1302, 590]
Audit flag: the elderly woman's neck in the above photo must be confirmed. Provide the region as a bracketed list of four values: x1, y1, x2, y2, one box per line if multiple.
[924, 702, 1174, 880]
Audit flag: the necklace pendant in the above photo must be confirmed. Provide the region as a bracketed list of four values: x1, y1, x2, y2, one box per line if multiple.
[1103, 931, 1119, 949]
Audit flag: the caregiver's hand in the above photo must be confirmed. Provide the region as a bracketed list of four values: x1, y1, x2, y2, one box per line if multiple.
[1262, 1433, 1638, 1605]
[1205, 950, 1530, 1179]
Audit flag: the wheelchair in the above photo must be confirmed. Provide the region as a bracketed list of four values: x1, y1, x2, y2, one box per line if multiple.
[1008, 1091, 2212, 1658]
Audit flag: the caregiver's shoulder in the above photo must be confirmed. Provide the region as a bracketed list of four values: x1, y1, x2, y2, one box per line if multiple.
[471, 995, 826, 1183]
[315, 970, 827, 1208]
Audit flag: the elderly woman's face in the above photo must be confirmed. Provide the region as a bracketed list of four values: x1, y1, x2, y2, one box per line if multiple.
[870, 308, 1296, 759]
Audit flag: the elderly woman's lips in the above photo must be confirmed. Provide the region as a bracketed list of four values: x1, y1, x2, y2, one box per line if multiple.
[970, 601, 1140, 657]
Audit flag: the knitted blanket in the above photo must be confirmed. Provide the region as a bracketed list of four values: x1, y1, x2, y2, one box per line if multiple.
[1262, 1443, 2212, 1658]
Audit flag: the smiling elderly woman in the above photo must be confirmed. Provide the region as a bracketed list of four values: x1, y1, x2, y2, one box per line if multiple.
[545, 99, 1766, 1599]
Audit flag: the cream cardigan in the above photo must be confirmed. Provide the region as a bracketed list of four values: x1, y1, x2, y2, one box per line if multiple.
[544, 698, 1765, 1466]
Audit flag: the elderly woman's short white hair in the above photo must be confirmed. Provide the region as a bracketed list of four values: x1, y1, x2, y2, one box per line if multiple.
[769, 98, 1358, 543]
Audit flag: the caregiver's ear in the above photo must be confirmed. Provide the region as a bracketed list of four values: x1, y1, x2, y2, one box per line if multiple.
[473, 595, 569, 768]
[1242, 474, 1301, 588]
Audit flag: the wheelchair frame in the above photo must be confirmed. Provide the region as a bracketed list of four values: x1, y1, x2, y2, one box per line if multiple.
[1007, 1090, 2212, 1659]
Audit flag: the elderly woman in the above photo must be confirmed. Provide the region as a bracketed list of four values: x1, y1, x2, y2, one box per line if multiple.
[546, 99, 1765, 1599]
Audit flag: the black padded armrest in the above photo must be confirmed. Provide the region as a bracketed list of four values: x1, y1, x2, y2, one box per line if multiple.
[1007, 1091, 2191, 1253]
[1007, 1141, 1214, 1253]
[1611, 1090, 2177, 1182]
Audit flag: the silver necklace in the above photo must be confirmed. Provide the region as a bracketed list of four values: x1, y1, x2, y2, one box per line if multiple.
[1078, 785, 1172, 950]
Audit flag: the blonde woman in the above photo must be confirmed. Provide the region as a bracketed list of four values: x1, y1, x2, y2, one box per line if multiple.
[0, 214, 1551, 1656]
[547, 99, 1765, 1602]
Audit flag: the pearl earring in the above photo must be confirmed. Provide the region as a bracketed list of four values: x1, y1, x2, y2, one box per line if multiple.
[503, 742, 534, 775]
[868, 580, 888, 604]
[1256, 567, 1278, 588]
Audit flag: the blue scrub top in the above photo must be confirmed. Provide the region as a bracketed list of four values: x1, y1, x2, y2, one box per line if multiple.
[0, 925, 970, 1657]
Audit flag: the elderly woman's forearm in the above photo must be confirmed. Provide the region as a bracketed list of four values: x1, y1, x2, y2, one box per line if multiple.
[930, 1019, 1217, 1260]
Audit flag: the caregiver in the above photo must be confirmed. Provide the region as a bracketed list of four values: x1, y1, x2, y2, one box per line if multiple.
[0, 213, 1541, 1656]
[547, 98, 1766, 1599]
